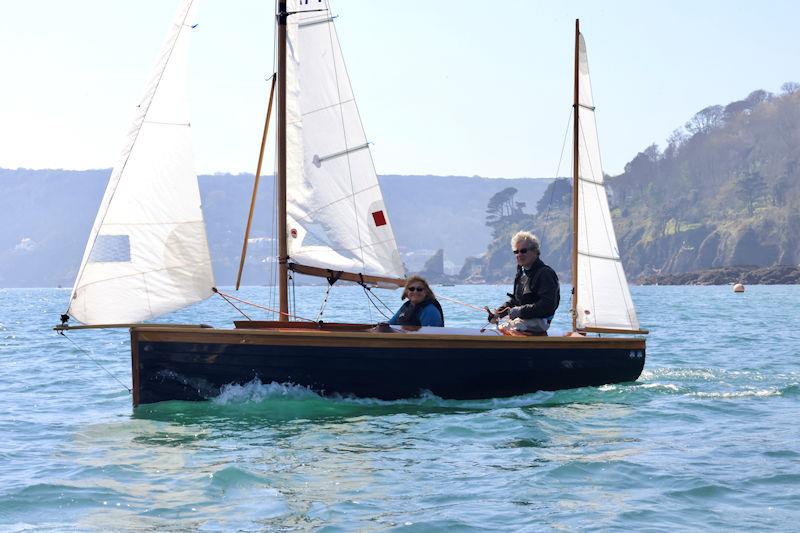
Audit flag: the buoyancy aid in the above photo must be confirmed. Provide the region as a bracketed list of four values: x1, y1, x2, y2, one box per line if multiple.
[394, 298, 445, 326]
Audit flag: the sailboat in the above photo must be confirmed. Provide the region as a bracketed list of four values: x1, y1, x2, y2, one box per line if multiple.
[57, 3, 647, 406]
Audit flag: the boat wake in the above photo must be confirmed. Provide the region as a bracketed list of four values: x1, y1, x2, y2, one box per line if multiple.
[213, 380, 322, 405]
[210, 378, 578, 411]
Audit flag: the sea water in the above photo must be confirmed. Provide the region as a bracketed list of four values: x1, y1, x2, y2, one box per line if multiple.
[1, 285, 799, 531]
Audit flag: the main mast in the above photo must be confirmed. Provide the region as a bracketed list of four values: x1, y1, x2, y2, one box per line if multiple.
[277, 1, 289, 321]
[571, 18, 580, 332]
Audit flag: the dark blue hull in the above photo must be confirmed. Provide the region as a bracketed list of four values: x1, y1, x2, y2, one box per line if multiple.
[131, 326, 646, 406]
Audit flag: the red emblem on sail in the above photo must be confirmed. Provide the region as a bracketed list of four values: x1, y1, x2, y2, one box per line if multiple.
[290, 228, 298, 238]
[372, 210, 387, 227]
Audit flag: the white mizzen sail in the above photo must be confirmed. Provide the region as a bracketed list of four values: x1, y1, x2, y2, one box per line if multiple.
[68, 0, 214, 325]
[575, 33, 640, 332]
[284, 0, 405, 283]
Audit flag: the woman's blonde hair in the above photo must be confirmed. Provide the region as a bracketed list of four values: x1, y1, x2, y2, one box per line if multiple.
[510, 231, 540, 254]
[401, 275, 435, 301]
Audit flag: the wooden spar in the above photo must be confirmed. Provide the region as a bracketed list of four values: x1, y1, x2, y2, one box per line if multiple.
[277, 3, 289, 321]
[54, 323, 213, 331]
[235, 74, 277, 290]
[571, 19, 580, 332]
[288, 262, 405, 288]
[581, 326, 650, 335]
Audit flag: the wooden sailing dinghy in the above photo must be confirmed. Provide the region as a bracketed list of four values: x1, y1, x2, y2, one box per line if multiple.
[58, 3, 646, 406]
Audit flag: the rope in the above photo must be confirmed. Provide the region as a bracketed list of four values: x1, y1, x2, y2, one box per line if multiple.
[362, 283, 393, 313]
[436, 294, 489, 314]
[290, 273, 297, 318]
[213, 287, 252, 320]
[543, 108, 574, 233]
[58, 331, 131, 394]
[213, 287, 316, 322]
[360, 284, 391, 320]
[316, 283, 333, 322]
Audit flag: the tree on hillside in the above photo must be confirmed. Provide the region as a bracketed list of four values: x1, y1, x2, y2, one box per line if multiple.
[664, 128, 688, 158]
[485, 187, 525, 227]
[735, 170, 766, 216]
[624, 144, 660, 180]
[685, 105, 724, 135]
[781, 81, 800, 95]
[745, 89, 773, 106]
[535, 178, 571, 215]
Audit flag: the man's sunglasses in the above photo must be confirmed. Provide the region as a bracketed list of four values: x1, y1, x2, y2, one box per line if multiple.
[513, 248, 531, 255]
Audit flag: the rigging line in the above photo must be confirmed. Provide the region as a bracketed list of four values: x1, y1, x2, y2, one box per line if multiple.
[361, 284, 393, 313]
[361, 285, 391, 320]
[315, 283, 333, 322]
[70, 0, 196, 310]
[213, 288, 252, 320]
[290, 272, 297, 320]
[363, 285, 374, 322]
[324, 16, 368, 275]
[214, 287, 316, 322]
[436, 294, 487, 314]
[543, 108, 573, 235]
[58, 331, 131, 394]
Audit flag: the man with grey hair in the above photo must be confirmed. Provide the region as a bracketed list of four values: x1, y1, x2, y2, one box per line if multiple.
[489, 231, 560, 334]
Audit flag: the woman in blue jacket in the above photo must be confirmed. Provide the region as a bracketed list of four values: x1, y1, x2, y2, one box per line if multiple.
[388, 276, 444, 327]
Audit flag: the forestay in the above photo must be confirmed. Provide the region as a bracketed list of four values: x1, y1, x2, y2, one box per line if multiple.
[284, 0, 405, 284]
[575, 33, 640, 332]
[68, 0, 214, 325]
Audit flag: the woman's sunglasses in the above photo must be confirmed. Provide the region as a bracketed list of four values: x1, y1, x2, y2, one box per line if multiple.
[407, 287, 425, 292]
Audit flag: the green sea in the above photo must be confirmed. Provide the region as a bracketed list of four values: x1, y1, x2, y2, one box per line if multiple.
[1, 284, 799, 531]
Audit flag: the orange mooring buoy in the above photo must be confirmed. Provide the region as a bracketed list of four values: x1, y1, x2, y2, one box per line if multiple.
[733, 283, 745, 293]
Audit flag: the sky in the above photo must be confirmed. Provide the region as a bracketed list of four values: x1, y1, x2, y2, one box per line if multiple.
[1, 0, 799, 179]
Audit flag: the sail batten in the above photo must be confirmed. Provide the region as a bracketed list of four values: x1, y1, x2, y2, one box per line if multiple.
[575, 31, 640, 333]
[68, 0, 214, 326]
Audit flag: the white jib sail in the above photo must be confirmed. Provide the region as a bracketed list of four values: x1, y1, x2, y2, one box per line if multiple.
[284, 0, 405, 282]
[575, 33, 640, 332]
[68, 0, 214, 325]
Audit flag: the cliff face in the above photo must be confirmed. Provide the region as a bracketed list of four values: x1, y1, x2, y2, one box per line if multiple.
[465, 85, 800, 283]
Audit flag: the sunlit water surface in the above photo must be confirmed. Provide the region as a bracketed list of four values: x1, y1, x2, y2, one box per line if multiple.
[1, 285, 799, 531]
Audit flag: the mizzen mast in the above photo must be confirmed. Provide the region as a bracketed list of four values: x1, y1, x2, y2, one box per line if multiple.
[571, 18, 580, 332]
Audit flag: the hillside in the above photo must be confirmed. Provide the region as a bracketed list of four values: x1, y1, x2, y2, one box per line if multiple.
[0, 169, 550, 287]
[466, 83, 800, 283]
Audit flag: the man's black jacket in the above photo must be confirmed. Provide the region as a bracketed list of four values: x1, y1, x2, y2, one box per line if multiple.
[500, 258, 560, 320]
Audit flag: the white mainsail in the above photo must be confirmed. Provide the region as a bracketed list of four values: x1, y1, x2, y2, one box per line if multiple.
[284, 0, 405, 282]
[68, 0, 214, 325]
[575, 33, 640, 332]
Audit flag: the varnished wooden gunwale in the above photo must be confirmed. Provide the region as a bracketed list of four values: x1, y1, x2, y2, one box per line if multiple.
[233, 320, 374, 332]
[131, 325, 646, 351]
